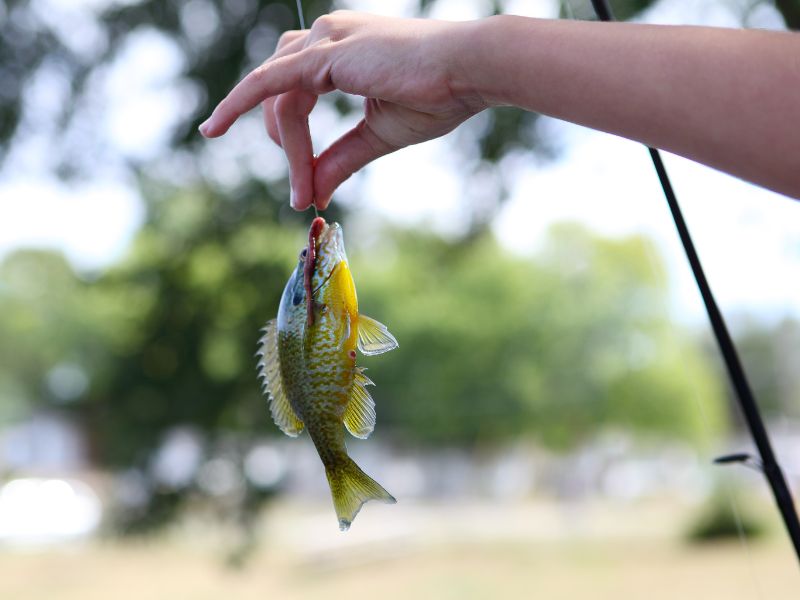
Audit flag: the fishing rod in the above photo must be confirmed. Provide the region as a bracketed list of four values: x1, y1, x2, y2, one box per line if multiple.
[588, 0, 800, 564]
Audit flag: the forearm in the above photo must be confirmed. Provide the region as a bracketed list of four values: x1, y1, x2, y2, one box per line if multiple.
[454, 16, 800, 198]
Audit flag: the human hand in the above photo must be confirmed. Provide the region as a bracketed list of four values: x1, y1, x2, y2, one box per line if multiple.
[199, 11, 484, 210]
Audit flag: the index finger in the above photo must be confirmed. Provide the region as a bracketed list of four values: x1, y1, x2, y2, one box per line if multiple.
[199, 47, 326, 138]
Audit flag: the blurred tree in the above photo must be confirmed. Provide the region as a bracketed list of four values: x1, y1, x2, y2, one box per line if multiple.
[2, 0, 795, 178]
[0, 198, 729, 530]
[0, 250, 104, 424]
[686, 481, 768, 543]
[729, 316, 800, 421]
[3, 0, 793, 234]
[354, 223, 727, 449]
[770, 0, 800, 28]
[83, 200, 721, 452]
[78, 181, 342, 463]
[78, 184, 324, 532]
[6, 0, 741, 238]
[4, 0, 785, 534]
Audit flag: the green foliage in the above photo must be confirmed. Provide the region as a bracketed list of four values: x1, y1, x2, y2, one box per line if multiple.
[21, 0, 771, 243]
[731, 317, 800, 422]
[4, 0, 792, 254]
[0, 204, 729, 454]
[1, 0, 318, 171]
[0, 250, 108, 424]
[0, 191, 731, 529]
[561, 0, 655, 21]
[561, 0, 797, 27]
[2, 0, 791, 535]
[352, 222, 727, 448]
[2, 0, 796, 175]
[686, 485, 768, 543]
[771, 0, 800, 29]
[80, 187, 315, 467]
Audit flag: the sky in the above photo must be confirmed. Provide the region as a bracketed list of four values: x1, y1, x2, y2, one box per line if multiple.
[0, 0, 797, 325]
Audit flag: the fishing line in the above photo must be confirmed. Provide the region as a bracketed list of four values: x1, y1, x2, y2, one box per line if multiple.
[728, 490, 767, 599]
[294, 0, 320, 219]
[587, 0, 800, 566]
[658, 248, 764, 596]
[556, 0, 764, 593]
[641, 233, 764, 597]
[607, 179, 765, 591]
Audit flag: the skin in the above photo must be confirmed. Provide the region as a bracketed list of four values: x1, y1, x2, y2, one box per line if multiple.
[199, 11, 800, 204]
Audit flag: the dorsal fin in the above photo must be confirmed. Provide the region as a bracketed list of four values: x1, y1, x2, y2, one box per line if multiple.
[343, 368, 376, 439]
[357, 315, 399, 356]
[257, 319, 304, 437]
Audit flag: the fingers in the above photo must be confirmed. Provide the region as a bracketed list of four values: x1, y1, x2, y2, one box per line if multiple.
[262, 33, 308, 146]
[312, 119, 395, 209]
[260, 33, 319, 208]
[275, 90, 318, 210]
[276, 30, 304, 51]
[200, 45, 327, 137]
[262, 97, 281, 145]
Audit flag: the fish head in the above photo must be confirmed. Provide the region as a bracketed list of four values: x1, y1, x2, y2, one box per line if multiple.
[307, 218, 357, 332]
[278, 218, 355, 333]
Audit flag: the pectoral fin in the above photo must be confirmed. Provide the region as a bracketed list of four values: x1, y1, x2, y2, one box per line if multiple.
[257, 319, 304, 437]
[343, 368, 376, 439]
[357, 315, 399, 356]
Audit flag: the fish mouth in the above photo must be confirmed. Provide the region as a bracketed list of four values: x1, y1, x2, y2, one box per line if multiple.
[318, 221, 343, 254]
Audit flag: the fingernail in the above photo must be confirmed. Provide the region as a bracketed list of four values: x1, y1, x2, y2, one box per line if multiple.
[198, 119, 211, 136]
[290, 190, 298, 209]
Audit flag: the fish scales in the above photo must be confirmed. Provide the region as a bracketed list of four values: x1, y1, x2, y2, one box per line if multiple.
[258, 217, 399, 530]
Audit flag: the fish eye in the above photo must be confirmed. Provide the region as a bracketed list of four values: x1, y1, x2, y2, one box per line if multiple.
[299, 248, 308, 260]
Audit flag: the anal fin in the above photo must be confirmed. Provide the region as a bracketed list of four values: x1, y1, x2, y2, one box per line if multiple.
[343, 368, 376, 439]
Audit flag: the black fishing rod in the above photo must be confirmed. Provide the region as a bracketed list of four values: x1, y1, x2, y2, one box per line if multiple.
[587, 0, 800, 563]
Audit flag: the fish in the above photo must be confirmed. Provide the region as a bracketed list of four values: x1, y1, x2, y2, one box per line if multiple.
[257, 217, 398, 530]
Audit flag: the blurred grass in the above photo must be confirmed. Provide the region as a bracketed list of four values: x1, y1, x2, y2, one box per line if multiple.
[1, 500, 797, 600]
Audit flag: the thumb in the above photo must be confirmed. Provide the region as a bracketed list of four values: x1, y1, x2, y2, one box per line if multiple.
[312, 119, 395, 209]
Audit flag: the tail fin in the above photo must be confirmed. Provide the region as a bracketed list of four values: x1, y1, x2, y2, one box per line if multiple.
[325, 457, 396, 531]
